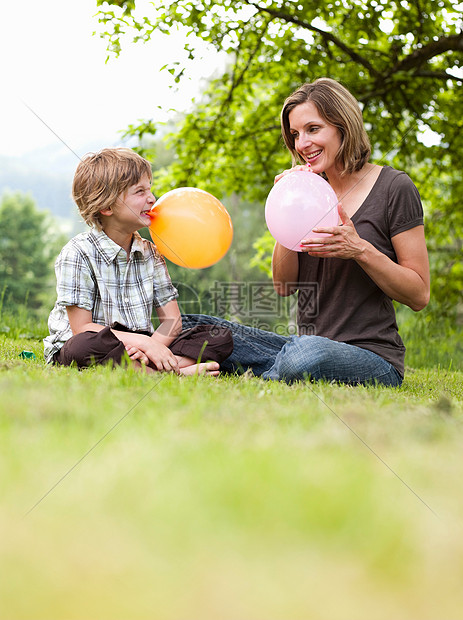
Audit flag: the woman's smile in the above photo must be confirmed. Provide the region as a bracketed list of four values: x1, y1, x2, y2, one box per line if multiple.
[289, 100, 341, 175]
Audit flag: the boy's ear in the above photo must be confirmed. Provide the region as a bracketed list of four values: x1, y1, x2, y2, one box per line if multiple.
[99, 206, 113, 217]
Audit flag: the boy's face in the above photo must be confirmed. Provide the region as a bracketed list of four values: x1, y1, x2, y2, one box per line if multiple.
[107, 174, 155, 233]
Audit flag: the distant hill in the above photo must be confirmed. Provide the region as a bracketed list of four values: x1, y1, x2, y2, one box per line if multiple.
[0, 150, 76, 219]
[0, 138, 135, 234]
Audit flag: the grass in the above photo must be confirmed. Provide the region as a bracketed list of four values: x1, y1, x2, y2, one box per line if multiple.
[1, 317, 463, 620]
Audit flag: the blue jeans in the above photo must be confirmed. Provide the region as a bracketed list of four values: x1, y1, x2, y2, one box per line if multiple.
[181, 315, 403, 387]
[181, 314, 289, 377]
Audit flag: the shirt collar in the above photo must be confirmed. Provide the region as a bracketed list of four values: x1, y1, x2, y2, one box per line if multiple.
[130, 232, 146, 256]
[88, 229, 145, 264]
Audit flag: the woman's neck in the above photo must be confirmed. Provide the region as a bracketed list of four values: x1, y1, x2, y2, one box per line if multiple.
[326, 163, 376, 197]
[326, 163, 383, 219]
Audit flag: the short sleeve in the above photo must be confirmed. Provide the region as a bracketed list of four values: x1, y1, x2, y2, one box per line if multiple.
[55, 242, 96, 310]
[388, 172, 424, 237]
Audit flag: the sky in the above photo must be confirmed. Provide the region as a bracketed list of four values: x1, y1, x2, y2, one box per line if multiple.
[0, 0, 223, 158]
[1, 0, 449, 161]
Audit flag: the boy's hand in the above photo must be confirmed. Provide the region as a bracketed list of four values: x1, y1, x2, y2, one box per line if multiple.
[125, 346, 150, 366]
[135, 336, 180, 373]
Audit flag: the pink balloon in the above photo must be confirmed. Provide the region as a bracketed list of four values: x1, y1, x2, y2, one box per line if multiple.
[265, 170, 339, 251]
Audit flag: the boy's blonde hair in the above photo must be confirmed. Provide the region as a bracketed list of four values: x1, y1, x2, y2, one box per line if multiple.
[72, 148, 152, 229]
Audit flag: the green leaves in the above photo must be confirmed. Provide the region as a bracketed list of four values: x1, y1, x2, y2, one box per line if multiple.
[97, 0, 463, 322]
[99, 0, 461, 190]
[0, 193, 65, 312]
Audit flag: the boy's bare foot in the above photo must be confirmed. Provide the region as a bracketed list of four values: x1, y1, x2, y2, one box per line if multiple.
[131, 359, 219, 377]
[131, 360, 156, 374]
[179, 361, 220, 377]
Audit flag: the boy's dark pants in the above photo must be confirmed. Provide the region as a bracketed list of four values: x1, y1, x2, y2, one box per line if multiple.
[53, 325, 233, 369]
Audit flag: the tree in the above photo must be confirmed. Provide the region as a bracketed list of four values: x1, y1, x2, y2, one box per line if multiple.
[134, 134, 275, 323]
[97, 0, 463, 321]
[97, 0, 461, 190]
[0, 193, 65, 313]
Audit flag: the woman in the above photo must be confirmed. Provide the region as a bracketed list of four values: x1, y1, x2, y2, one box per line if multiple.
[183, 78, 430, 386]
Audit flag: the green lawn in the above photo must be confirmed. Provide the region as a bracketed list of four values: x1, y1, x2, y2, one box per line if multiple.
[1, 332, 463, 620]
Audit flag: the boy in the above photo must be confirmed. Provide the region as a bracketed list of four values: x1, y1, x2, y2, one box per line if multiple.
[44, 148, 233, 375]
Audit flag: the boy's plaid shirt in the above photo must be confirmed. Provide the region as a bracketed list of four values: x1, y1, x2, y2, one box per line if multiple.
[43, 229, 178, 362]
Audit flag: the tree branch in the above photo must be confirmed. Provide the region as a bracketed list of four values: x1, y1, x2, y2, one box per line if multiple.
[415, 69, 463, 82]
[391, 32, 463, 73]
[184, 17, 272, 179]
[244, 1, 462, 84]
[357, 66, 463, 102]
[243, 0, 382, 77]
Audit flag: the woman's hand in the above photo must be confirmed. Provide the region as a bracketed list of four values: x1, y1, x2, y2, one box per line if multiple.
[274, 163, 311, 184]
[299, 203, 366, 260]
[300, 203, 430, 311]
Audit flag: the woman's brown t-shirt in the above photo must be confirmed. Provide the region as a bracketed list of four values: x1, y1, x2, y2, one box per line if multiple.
[297, 166, 424, 377]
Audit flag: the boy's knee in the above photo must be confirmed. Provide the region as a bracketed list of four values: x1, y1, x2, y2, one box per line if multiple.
[203, 325, 234, 362]
[170, 324, 233, 363]
[56, 327, 126, 368]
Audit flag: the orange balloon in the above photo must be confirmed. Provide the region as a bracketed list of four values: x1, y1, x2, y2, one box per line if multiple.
[148, 187, 233, 268]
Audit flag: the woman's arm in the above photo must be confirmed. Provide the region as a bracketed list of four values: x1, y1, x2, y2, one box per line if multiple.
[271, 164, 311, 297]
[272, 242, 300, 297]
[300, 204, 430, 311]
[365, 225, 429, 311]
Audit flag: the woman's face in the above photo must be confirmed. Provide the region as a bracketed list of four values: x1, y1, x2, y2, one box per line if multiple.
[288, 100, 342, 176]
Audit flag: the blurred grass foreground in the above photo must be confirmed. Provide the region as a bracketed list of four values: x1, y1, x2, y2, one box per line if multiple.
[0, 316, 463, 620]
